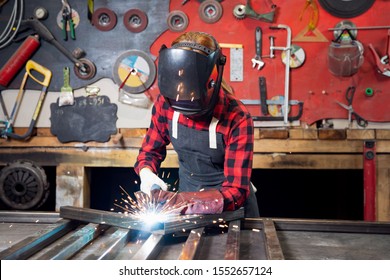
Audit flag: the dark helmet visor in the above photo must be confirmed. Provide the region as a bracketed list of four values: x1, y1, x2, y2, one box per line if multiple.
[158, 47, 220, 114]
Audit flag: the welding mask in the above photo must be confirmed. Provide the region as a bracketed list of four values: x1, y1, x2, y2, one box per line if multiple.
[158, 42, 226, 116]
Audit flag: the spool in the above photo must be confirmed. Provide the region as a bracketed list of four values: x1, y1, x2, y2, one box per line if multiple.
[0, 35, 40, 87]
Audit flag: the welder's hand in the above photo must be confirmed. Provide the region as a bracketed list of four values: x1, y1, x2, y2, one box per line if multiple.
[151, 189, 224, 215]
[139, 168, 168, 195]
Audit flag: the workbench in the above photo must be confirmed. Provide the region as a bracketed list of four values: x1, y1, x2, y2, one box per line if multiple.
[1, 210, 390, 260]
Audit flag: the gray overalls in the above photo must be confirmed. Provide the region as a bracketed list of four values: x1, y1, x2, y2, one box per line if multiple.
[169, 111, 259, 217]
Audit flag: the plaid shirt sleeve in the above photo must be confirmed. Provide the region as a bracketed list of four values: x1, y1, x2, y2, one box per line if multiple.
[219, 98, 254, 211]
[134, 95, 171, 174]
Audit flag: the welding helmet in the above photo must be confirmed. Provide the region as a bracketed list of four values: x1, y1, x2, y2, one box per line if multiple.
[158, 40, 226, 116]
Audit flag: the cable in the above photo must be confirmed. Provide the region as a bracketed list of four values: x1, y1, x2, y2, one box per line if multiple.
[0, 0, 24, 49]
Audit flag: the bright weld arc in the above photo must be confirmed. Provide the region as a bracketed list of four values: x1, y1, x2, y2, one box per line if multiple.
[113, 186, 188, 227]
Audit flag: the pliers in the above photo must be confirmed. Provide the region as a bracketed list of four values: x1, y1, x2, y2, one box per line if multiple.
[61, 0, 75, 41]
[336, 86, 368, 128]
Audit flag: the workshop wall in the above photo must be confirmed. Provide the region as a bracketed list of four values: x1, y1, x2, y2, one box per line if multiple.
[1, 0, 390, 132]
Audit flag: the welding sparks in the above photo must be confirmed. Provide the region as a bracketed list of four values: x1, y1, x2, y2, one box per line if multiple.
[113, 186, 189, 226]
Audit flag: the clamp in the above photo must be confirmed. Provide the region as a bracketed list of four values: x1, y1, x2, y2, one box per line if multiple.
[61, 0, 75, 41]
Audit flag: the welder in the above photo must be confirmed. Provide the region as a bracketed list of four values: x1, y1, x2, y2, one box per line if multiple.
[135, 31, 259, 217]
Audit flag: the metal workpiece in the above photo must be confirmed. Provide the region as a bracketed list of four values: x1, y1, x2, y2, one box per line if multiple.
[131, 233, 164, 260]
[32, 223, 109, 260]
[0, 219, 79, 260]
[178, 227, 205, 260]
[262, 219, 284, 260]
[60, 206, 245, 234]
[224, 219, 241, 260]
[2, 211, 390, 260]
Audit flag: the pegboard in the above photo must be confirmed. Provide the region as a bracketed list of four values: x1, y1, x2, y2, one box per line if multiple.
[0, 0, 169, 92]
[151, 0, 390, 125]
[1, 0, 390, 126]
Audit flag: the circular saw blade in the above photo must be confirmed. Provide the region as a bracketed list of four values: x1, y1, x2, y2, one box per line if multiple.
[112, 50, 156, 94]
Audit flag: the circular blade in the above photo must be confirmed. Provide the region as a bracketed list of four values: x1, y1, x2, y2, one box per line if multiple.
[281, 44, 306, 68]
[112, 50, 156, 94]
[268, 95, 290, 117]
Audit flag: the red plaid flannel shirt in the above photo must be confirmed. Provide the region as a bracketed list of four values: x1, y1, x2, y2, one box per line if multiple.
[135, 89, 254, 211]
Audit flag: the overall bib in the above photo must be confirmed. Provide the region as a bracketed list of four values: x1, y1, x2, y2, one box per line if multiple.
[169, 111, 259, 217]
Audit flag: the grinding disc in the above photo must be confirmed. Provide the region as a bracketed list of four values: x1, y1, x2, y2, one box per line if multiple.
[281, 44, 306, 68]
[318, 0, 375, 18]
[112, 50, 156, 94]
[123, 9, 148, 33]
[167, 10, 189, 32]
[199, 0, 223, 24]
[92, 7, 117, 31]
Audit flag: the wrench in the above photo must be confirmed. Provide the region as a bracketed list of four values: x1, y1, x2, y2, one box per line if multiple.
[251, 27, 265, 70]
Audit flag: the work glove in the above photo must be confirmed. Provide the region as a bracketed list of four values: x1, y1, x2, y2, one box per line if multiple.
[151, 189, 224, 215]
[139, 168, 168, 195]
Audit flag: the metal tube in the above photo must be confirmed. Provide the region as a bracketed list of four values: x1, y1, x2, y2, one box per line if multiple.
[329, 25, 390, 31]
[179, 227, 205, 260]
[224, 220, 241, 260]
[270, 24, 291, 124]
[131, 233, 164, 260]
[262, 219, 284, 260]
[0, 219, 79, 260]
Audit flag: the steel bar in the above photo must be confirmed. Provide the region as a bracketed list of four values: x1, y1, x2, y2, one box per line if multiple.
[0, 211, 61, 223]
[60, 206, 245, 235]
[224, 220, 241, 260]
[272, 218, 390, 234]
[328, 26, 390, 31]
[76, 227, 131, 260]
[131, 233, 164, 260]
[35, 223, 108, 260]
[243, 218, 390, 234]
[262, 219, 285, 260]
[0, 219, 79, 260]
[159, 208, 245, 234]
[178, 227, 205, 260]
